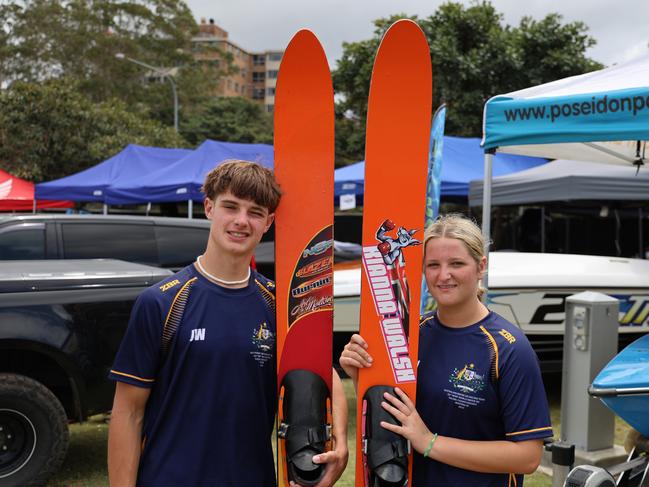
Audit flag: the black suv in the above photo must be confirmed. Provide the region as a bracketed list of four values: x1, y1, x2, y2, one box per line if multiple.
[0, 259, 172, 486]
[0, 214, 281, 277]
[0, 214, 211, 271]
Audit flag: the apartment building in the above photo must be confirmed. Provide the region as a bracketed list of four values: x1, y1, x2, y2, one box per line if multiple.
[192, 18, 282, 113]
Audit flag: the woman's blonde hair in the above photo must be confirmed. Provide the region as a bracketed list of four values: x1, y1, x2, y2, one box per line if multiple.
[423, 214, 488, 300]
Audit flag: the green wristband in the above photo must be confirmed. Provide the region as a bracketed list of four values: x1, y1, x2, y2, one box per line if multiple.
[423, 433, 438, 458]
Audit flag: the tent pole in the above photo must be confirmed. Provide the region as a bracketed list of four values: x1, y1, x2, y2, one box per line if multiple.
[103, 204, 108, 215]
[32, 199, 36, 214]
[583, 142, 639, 164]
[481, 150, 495, 293]
[188, 199, 193, 219]
[541, 206, 546, 252]
[614, 209, 621, 256]
[639, 207, 644, 258]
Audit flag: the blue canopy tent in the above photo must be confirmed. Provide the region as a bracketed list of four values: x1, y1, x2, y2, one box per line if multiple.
[334, 136, 546, 206]
[105, 140, 273, 213]
[480, 52, 649, 287]
[35, 145, 192, 206]
[334, 163, 365, 206]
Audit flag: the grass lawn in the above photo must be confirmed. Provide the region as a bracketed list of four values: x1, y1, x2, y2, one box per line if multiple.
[47, 414, 110, 487]
[47, 378, 630, 486]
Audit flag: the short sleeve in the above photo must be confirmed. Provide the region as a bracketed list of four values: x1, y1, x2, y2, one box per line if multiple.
[498, 337, 553, 441]
[108, 289, 164, 388]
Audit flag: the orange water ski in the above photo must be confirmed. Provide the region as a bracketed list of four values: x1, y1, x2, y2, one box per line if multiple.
[274, 29, 335, 487]
[355, 19, 432, 487]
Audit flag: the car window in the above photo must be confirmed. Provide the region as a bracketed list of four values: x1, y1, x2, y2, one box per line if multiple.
[0, 227, 45, 259]
[155, 226, 208, 268]
[61, 223, 158, 265]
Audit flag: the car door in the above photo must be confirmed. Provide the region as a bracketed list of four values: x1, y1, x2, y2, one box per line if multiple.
[154, 224, 209, 271]
[58, 221, 159, 266]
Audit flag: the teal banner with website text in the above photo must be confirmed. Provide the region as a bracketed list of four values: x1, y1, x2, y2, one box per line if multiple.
[483, 87, 649, 150]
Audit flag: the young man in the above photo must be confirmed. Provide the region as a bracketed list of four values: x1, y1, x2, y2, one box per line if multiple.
[108, 160, 348, 486]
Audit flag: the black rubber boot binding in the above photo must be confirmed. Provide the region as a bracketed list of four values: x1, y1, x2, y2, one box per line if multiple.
[278, 369, 331, 486]
[363, 385, 409, 487]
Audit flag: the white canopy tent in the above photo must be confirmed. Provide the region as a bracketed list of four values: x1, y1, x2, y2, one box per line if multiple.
[480, 53, 649, 286]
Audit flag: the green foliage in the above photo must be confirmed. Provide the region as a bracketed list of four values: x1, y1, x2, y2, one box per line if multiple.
[335, 106, 367, 167]
[512, 13, 600, 87]
[181, 97, 274, 145]
[332, 15, 404, 163]
[332, 2, 603, 161]
[0, 79, 187, 182]
[0, 0, 228, 127]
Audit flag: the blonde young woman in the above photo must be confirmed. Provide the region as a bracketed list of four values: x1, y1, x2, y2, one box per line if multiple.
[340, 214, 552, 486]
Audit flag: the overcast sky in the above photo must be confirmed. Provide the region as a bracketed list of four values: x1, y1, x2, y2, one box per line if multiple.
[185, 0, 648, 68]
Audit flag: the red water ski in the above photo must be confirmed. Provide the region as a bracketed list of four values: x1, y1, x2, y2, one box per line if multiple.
[274, 30, 335, 487]
[355, 19, 432, 486]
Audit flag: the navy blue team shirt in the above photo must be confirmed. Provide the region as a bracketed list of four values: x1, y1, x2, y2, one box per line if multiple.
[109, 265, 278, 487]
[413, 311, 553, 487]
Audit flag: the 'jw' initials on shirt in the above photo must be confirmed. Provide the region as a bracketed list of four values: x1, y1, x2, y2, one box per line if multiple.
[190, 328, 206, 342]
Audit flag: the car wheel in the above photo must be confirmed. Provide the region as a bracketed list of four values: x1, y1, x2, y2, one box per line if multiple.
[0, 373, 69, 487]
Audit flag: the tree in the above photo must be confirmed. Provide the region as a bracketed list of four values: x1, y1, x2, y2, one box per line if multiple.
[0, 79, 187, 182]
[332, 2, 602, 162]
[332, 16, 398, 164]
[0, 0, 230, 127]
[512, 13, 601, 87]
[181, 97, 274, 145]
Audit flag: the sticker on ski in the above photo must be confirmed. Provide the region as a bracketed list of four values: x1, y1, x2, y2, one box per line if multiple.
[362, 219, 420, 383]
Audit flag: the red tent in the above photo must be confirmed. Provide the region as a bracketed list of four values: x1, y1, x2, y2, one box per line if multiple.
[0, 169, 74, 211]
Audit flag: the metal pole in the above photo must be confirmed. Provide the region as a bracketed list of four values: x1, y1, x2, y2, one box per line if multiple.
[541, 206, 546, 253]
[188, 199, 193, 219]
[639, 207, 643, 258]
[481, 151, 494, 291]
[548, 441, 575, 487]
[168, 77, 178, 133]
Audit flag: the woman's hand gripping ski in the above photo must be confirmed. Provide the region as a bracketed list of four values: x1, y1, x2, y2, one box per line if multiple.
[380, 387, 435, 455]
[338, 334, 435, 456]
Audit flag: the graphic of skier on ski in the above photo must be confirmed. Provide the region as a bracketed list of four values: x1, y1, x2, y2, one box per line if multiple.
[376, 219, 421, 265]
[376, 219, 420, 336]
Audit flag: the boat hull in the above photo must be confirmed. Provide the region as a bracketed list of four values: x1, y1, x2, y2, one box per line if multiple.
[591, 333, 649, 437]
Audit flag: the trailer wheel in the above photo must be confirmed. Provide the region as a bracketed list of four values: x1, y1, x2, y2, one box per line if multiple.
[0, 374, 69, 487]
